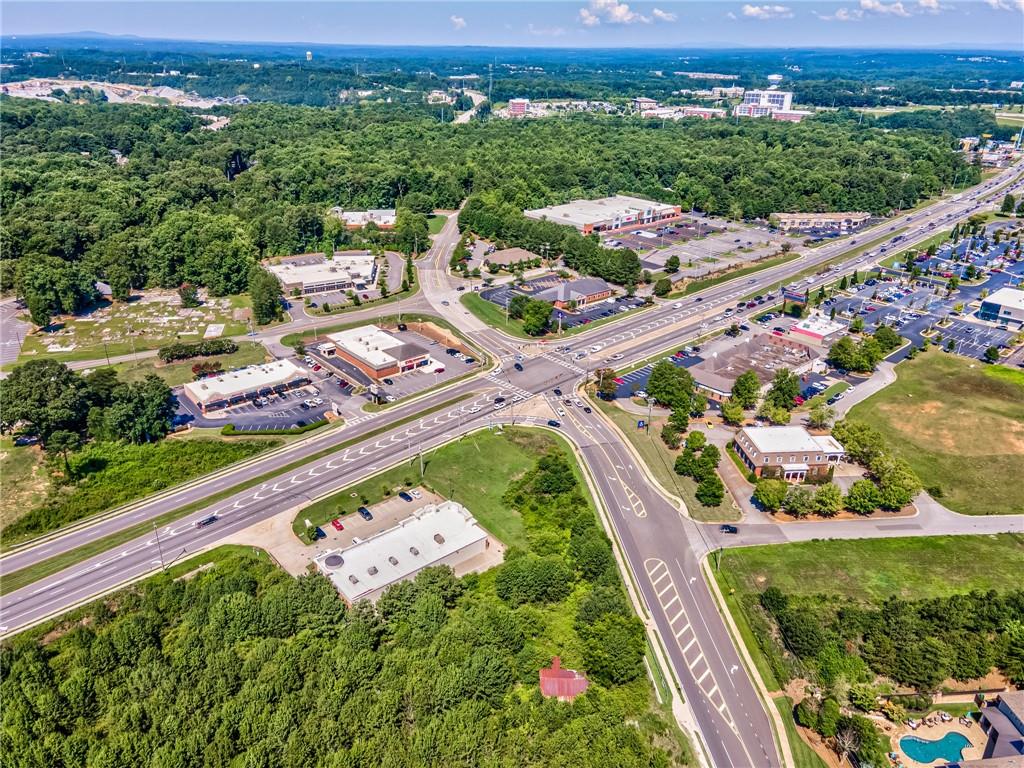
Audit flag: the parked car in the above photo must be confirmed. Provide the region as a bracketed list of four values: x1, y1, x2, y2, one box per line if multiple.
[383, 378, 394, 385]
[410, 489, 422, 499]
[399, 491, 413, 502]
[397, 323, 408, 331]
[358, 507, 373, 521]
[330, 519, 344, 531]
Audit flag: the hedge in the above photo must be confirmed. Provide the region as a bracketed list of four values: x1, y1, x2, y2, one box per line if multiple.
[158, 339, 239, 363]
[220, 419, 327, 436]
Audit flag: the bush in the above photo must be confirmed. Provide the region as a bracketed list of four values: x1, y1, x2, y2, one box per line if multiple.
[495, 554, 574, 606]
[220, 419, 326, 436]
[794, 699, 819, 730]
[695, 474, 725, 506]
[660, 424, 681, 449]
[158, 339, 238, 363]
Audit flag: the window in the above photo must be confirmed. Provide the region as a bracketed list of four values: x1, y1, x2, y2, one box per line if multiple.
[816, 455, 822, 462]
[776, 456, 782, 463]
[803, 455, 808, 462]
[764, 457, 769, 464]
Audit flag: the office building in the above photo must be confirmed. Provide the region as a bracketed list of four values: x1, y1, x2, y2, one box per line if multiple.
[732, 90, 809, 121]
[182, 360, 310, 413]
[314, 502, 490, 604]
[524, 195, 683, 235]
[534, 277, 613, 309]
[508, 98, 530, 115]
[733, 426, 845, 482]
[266, 254, 378, 295]
[327, 324, 430, 380]
[328, 208, 397, 229]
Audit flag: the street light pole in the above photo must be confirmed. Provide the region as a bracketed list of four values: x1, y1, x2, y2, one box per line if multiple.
[153, 522, 166, 570]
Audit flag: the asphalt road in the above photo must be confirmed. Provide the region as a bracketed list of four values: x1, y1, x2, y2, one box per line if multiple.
[3, 163, 1024, 768]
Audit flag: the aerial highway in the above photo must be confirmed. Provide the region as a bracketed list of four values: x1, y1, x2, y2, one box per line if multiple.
[3, 161, 1023, 768]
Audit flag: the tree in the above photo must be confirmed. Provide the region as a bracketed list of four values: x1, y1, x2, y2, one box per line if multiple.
[850, 316, 865, 334]
[106, 264, 133, 302]
[729, 370, 761, 411]
[1001, 193, 1017, 214]
[46, 429, 81, 476]
[832, 420, 886, 465]
[844, 479, 881, 514]
[0, 359, 89, 443]
[102, 375, 175, 444]
[870, 454, 921, 509]
[807, 403, 835, 430]
[248, 266, 284, 325]
[783, 485, 815, 517]
[653, 277, 671, 297]
[665, 254, 680, 273]
[721, 400, 745, 426]
[984, 346, 1000, 363]
[685, 431, 706, 451]
[520, 298, 551, 336]
[753, 478, 789, 512]
[594, 368, 618, 399]
[400, 191, 434, 215]
[646, 360, 694, 410]
[813, 483, 843, 517]
[660, 424, 681, 449]
[178, 283, 201, 308]
[695, 474, 725, 506]
[765, 369, 800, 411]
[582, 613, 646, 686]
[873, 324, 902, 353]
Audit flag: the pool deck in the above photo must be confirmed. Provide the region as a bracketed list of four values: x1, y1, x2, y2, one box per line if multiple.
[894, 717, 984, 766]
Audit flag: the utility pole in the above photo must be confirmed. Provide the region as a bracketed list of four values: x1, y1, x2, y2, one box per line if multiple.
[153, 522, 166, 570]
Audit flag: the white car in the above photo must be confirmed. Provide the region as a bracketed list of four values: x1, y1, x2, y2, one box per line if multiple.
[672, 302, 682, 309]
[304, 399, 315, 407]
[385, 395, 397, 403]
[636, 390, 648, 399]
[410, 489, 422, 499]
[469, 405, 482, 413]
[313, 397, 324, 406]
[573, 399, 584, 408]
[590, 344, 603, 353]
[557, 407, 566, 416]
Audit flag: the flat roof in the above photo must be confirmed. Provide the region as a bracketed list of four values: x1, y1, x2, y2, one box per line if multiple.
[985, 287, 1024, 312]
[265, 255, 375, 286]
[327, 324, 427, 369]
[328, 208, 396, 227]
[739, 426, 844, 455]
[314, 501, 488, 603]
[791, 314, 846, 338]
[182, 359, 306, 404]
[524, 195, 678, 228]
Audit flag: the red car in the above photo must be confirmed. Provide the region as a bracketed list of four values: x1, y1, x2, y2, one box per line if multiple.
[330, 519, 344, 531]
[793, 395, 805, 406]
[312, 364, 322, 372]
[614, 377, 625, 385]
[772, 329, 785, 336]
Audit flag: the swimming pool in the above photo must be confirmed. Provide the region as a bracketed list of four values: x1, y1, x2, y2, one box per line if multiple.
[900, 732, 972, 765]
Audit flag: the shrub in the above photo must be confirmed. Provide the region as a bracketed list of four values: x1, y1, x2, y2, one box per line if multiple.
[220, 419, 326, 436]
[794, 699, 819, 730]
[158, 339, 238, 363]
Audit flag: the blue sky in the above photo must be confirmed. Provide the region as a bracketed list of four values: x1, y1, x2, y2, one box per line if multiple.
[3, 1, 1023, 48]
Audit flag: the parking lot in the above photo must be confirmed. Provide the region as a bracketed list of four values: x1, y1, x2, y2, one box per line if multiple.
[478, 276, 645, 330]
[612, 353, 702, 398]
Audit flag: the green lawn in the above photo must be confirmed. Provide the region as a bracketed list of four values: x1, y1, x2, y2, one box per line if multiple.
[593, 397, 741, 523]
[460, 291, 654, 340]
[775, 697, 829, 768]
[0, 438, 50, 532]
[847, 352, 1024, 515]
[294, 427, 578, 546]
[19, 294, 252, 363]
[111, 344, 269, 386]
[427, 214, 448, 235]
[717, 535, 1024, 604]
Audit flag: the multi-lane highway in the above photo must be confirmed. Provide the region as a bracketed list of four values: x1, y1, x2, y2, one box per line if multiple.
[3, 161, 1023, 768]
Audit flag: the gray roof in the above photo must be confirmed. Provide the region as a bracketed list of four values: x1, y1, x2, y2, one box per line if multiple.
[534, 277, 610, 303]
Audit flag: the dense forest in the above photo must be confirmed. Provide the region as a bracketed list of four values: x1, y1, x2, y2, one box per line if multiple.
[0, 438, 692, 767]
[2, 95, 977, 315]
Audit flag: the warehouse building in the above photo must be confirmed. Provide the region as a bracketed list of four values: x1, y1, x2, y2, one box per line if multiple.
[328, 208, 397, 229]
[327, 324, 430, 380]
[314, 501, 490, 604]
[734, 426, 845, 482]
[266, 253, 378, 295]
[181, 359, 310, 413]
[524, 194, 683, 235]
[978, 287, 1024, 328]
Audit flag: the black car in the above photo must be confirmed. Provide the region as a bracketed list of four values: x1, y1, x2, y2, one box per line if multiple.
[547, 419, 561, 427]
[358, 506, 373, 521]
[719, 524, 739, 534]
[383, 378, 394, 385]
[300, 402, 310, 410]
[695, 297, 703, 302]
[397, 323, 408, 331]
[514, 362, 524, 371]
[464, 357, 475, 364]
[583, 406, 592, 414]
[398, 491, 413, 502]
[494, 396, 506, 403]
[553, 388, 562, 396]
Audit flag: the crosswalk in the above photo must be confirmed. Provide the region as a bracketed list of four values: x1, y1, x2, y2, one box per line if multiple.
[645, 558, 736, 731]
[484, 373, 535, 402]
[540, 352, 586, 375]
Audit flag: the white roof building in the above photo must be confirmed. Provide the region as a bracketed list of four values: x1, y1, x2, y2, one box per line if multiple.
[327, 324, 430, 378]
[740, 426, 844, 456]
[790, 313, 846, 343]
[979, 286, 1024, 327]
[314, 501, 489, 604]
[524, 194, 682, 235]
[181, 359, 309, 411]
[266, 254, 377, 294]
[328, 208, 397, 229]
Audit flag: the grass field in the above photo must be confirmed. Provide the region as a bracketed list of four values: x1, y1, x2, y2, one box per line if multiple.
[19, 293, 252, 363]
[460, 291, 654, 340]
[593, 397, 741, 522]
[293, 427, 593, 547]
[111, 344, 269, 386]
[717, 534, 1024, 604]
[0, 438, 50, 531]
[427, 214, 448, 235]
[669, 253, 800, 298]
[847, 352, 1024, 515]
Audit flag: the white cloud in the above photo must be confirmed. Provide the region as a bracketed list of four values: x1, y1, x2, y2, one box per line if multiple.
[985, 0, 1024, 10]
[859, 0, 911, 16]
[917, 0, 940, 11]
[741, 4, 794, 19]
[449, 14, 467, 30]
[577, 0, 676, 26]
[816, 6, 865, 20]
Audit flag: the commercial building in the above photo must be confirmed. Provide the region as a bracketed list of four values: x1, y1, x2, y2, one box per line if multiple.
[690, 333, 821, 401]
[640, 106, 726, 120]
[733, 426, 845, 482]
[524, 194, 683, 235]
[313, 501, 489, 604]
[534, 277, 613, 309]
[539, 657, 590, 702]
[328, 208, 397, 229]
[266, 253, 378, 295]
[632, 96, 659, 112]
[508, 98, 530, 115]
[978, 287, 1024, 328]
[181, 359, 310, 413]
[682, 106, 727, 119]
[327, 324, 430, 380]
[773, 211, 871, 232]
[790, 313, 847, 344]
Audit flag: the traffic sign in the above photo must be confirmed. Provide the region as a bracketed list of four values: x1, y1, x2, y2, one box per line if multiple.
[637, 420, 646, 430]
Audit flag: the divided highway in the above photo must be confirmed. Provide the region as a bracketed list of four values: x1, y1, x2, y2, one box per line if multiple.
[3, 162, 1023, 768]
